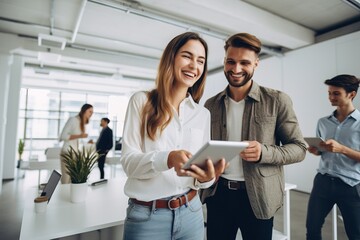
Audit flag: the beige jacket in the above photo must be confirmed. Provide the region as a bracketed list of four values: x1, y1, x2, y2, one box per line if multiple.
[201, 81, 307, 219]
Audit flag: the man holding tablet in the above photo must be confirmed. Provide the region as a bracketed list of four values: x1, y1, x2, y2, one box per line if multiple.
[306, 74, 360, 240]
[201, 33, 307, 240]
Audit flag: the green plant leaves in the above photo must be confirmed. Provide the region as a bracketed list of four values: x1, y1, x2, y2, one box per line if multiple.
[18, 139, 25, 157]
[60, 146, 101, 184]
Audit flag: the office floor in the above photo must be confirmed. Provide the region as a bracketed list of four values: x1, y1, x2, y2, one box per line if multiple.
[0, 167, 347, 240]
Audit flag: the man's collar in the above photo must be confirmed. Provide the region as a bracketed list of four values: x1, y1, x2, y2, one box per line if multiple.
[217, 80, 260, 102]
[329, 109, 360, 120]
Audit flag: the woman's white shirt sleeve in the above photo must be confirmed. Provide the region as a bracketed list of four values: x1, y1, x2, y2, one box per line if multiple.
[59, 116, 81, 151]
[120, 92, 170, 179]
[120, 91, 212, 201]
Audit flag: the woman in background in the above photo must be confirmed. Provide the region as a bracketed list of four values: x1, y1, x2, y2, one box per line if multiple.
[120, 32, 226, 240]
[59, 103, 93, 183]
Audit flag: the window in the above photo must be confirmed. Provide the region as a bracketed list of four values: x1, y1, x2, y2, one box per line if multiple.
[18, 88, 129, 160]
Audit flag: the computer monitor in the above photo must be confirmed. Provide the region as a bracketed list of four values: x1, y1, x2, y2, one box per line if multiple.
[40, 170, 61, 203]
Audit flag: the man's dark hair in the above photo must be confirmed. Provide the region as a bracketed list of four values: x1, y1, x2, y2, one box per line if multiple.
[324, 74, 360, 93]
[101, 117, 110, 124]
[224, 33, 262, 55]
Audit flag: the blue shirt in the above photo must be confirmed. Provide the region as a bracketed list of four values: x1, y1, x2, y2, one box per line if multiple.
[317, 109, 360, 186]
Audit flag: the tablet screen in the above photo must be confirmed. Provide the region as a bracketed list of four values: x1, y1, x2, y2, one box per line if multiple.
[40, 170, 61, 203]
[182, 140, 249, 169]
[304, 137, 326, 152]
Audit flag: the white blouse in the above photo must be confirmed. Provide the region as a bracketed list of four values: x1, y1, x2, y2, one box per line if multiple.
[120, 91, 212, 201]
[59, 116, 82, 152]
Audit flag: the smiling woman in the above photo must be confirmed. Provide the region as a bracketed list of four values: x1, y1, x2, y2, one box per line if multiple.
[119, 32, 226, 240]
[173, 39, 206, 91]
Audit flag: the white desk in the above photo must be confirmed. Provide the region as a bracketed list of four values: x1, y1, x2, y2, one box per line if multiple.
[275, 183, 297, 240]
[20, 158, 60, 187]
[19, 177, 128, 240]
[105, 152, 121, 178]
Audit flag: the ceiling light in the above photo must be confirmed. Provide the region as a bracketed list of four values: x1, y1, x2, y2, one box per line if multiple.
[38, 52, 62, 63]
[112, 69, 124, 80]
[38, 33, 67, 50]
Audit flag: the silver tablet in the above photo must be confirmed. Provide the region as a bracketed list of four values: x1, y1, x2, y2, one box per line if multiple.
[182, 140, 249, 169]
[304, 137, 326, 152]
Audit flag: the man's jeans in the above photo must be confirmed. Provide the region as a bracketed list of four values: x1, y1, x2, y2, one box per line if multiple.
[306, 173, 360, 240]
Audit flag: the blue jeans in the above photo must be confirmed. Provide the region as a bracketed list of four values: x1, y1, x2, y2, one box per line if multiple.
[306, 173, 360, 240]
[123, 195, 204, 240]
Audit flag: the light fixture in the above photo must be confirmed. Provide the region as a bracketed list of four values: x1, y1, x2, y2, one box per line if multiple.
[38, 33, 67, 50]
[112, 69, 124, 80]
[37, 52, 62, 63]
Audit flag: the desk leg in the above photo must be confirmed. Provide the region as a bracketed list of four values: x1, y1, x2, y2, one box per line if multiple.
[38, 170, 41, 189]
[283, 189, 291, 240]
[111, 165, 116, 178]
[332, 205, 337, 240]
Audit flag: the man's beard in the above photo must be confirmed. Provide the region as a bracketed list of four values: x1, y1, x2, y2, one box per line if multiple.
[225, 70, 254, 88]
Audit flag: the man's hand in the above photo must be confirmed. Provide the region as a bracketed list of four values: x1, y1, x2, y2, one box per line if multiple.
[320, 139, 343, 153]
[308, 146, 321, 155]
[240, 141, 262, 162]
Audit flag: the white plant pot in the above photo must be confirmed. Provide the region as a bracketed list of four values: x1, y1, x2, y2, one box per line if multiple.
[70, 182, 88, 203]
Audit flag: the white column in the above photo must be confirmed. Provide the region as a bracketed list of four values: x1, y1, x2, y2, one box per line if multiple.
[0, 53, 12, 193]
[2, 55, 23, 180]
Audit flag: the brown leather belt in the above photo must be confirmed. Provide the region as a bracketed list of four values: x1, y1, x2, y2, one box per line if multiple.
[219, 177, 246, 190]
[131, 189, 197, 210]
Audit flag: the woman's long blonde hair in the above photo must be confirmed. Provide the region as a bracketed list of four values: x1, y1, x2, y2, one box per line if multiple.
[140, 32, 208, 141]
[78, 103, 93, 133]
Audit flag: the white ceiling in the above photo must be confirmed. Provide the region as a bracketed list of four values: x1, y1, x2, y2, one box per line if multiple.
[0, 0, 359, 92]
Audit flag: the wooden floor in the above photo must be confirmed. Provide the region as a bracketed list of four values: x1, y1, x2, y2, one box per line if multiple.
[0, 167, 348, 240]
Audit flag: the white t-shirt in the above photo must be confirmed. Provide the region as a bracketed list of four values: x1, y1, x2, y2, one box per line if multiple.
[222, 97, 245, 181]
[120, 91, 213, 201]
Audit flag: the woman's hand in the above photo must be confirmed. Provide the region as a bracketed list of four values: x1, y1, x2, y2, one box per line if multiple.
[80, 133, 88, 138]
[183, 158, 227, 183]
[168, 150, 227, 182]
[167, 150, 193, 175]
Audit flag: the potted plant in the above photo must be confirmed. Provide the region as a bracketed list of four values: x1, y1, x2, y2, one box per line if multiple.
[60, 146, 100, 203]
[17, 139, 25, 168]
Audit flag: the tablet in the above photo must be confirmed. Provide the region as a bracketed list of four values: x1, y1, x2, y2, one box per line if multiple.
[40, 170, 61, 203]
[304, 137, 326, 152]
[182, 140, 249, 169]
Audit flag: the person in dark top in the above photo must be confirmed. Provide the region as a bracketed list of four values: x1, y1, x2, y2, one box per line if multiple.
[96, 117, 113, 179]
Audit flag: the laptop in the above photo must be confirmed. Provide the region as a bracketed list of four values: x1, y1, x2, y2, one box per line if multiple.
[40, 170, 62, 203]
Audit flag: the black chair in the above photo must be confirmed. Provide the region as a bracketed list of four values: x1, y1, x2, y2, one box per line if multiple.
[115, 137, 122, 151]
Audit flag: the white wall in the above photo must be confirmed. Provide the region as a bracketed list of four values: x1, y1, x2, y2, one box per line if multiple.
[203, 30, 360, 193]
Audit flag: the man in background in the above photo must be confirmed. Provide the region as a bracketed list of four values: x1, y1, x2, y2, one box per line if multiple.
[96, 117, 113, 179]
[201, 32, 307, 240]
[306, 74, 360, 239]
